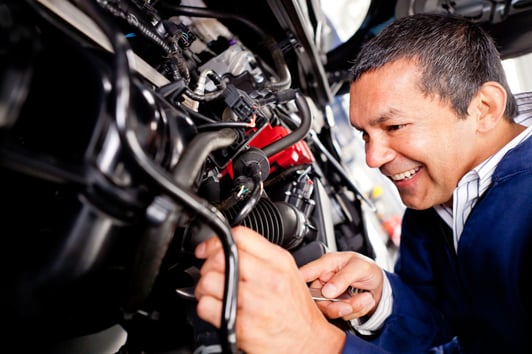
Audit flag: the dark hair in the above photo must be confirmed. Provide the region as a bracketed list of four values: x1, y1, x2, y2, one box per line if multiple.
[350, 13, 517, 120]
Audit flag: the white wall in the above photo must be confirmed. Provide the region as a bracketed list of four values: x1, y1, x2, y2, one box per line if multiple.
[503, 52, 532, 93]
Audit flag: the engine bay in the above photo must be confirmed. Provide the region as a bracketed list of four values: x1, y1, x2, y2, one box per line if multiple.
[1, 1, 384, 352]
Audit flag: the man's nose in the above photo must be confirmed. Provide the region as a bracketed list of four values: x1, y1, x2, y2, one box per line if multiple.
[365, 138, 394, 168]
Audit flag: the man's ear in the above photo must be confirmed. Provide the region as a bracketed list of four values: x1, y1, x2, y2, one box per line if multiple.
[469, 81, 507, 133]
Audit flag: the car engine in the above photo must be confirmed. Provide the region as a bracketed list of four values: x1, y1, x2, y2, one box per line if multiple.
[0, 0, 393, 352]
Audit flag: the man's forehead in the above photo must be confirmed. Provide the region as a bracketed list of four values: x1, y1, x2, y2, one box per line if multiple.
[351, 57, 421, 84]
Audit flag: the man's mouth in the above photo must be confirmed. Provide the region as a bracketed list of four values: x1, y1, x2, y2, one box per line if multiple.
[389, 167, 420, 182]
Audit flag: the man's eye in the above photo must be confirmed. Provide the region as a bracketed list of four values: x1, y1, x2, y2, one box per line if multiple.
[386, 124, 406, 132]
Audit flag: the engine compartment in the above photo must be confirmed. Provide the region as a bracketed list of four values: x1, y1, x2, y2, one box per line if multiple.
[1, 1, 381, 352]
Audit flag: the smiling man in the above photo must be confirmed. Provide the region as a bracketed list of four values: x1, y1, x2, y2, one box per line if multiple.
[194, 13, 532, 353]
[349, 57, 525, 210]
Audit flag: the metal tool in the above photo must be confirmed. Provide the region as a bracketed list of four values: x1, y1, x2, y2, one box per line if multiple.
[177, 285, 364, 302]
[308, 286, 363, 302]
[175, 286, 196, 300]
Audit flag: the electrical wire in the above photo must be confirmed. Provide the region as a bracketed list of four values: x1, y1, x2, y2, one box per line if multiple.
[159, 3, 291, 90]
[230, 172, 264, 227]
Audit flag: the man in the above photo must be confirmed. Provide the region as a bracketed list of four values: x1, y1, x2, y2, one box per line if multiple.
[194, 13, 532, 353]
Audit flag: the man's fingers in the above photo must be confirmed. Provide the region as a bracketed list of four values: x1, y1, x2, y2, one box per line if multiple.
[195, 234, 223, 259]
[299, 254, 340, 283]
[196, 295, 222, 328]
[195, 269, 226, 300]
[299, 252, 360, 288]
[300, 252, 380, 304]
[316, 300, 353, 319]
[195, 226, 293, 266]
[325, 254, 377, 293]
[341, 292, 376, 321]
[315, 291, 375, 321]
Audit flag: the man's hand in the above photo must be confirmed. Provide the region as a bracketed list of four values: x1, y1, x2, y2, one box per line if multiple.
[300, 251, 384, 322]
[194, 226, 346, 354]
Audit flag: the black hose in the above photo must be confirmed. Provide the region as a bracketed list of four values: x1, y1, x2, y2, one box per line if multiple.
[172, 128, 238, 188]
[261, 92, 312, 157]
[71, 1, 240, 352]
[230, 172, 264, 227]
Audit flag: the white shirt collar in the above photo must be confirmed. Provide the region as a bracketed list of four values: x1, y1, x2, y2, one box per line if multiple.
[434, 91, 532, 250]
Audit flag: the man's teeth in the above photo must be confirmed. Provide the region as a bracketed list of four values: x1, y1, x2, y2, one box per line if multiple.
[390, 167, 419, 181]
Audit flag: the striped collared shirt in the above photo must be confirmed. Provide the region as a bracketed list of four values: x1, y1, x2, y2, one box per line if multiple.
[434, 91, 532, 250]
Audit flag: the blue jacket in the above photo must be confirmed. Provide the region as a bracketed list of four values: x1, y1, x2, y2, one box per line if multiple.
[343, 135, 532, 353]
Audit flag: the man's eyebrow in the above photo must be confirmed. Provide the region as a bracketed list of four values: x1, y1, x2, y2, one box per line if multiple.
[351, 112, 396, 131]
[351, 108, 404, 131]
[368, 115, 393, 126]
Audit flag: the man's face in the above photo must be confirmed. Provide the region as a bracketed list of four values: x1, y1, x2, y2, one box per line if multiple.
[349, 59, 480, 210]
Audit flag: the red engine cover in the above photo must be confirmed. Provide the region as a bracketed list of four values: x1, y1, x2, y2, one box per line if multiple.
[224, 124, 314, 178]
